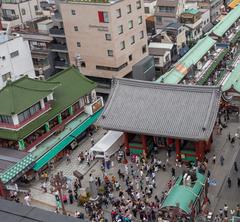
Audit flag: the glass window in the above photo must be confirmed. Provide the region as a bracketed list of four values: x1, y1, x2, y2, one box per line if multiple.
[21, 8, 26, 15]
[129, 54, 133, 61]
[98, 11, 109, 23]
[128, 20, 133, 29]
[105, 33, 111, 41]
[77, 42, 81, 47]
[74, 26, 78, 31]
[140, 30, 144, 39]
[0, 115, 13, 124]
[144, 7, 150, 14]
[118, 25, 123, 34]
[142, 45, 147, 54]
[2, 72, 11, 82]
[120, 41, 125, 50]
[127, 4, 132, 14]
[71, 9, 76, 15]
[107, 50, 113, 57]
[136, 1, 141, 9]
[138, 16, 143, 24]
[130, 35, 135, 44]
[34, 5, 38, 11]
[116, 8, 121, 18]
[18, 102, 41, 123]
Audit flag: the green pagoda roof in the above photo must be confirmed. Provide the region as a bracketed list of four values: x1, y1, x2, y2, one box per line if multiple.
[0, 67, 97, 140]
[222, 64, 240, 93]
[0, 77, 60, 115]
[161, 172, 206, 214]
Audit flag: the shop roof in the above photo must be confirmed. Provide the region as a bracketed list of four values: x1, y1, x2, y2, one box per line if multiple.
[156, 36, 216, 84]
[0, 199, 88, 222]
[0, 77, 60, 115]
[222, 64, 240, 92]
[161, 172, 206, 214]
[97, 78, 221, 140]
[211, 4, 240, 37]
[0, 148, 35, 184]
[0, 67, 96, 140]
[183, 8, 199, 15]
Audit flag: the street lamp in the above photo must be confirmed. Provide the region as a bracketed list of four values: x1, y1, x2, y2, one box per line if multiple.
[50, 171, 67, 215]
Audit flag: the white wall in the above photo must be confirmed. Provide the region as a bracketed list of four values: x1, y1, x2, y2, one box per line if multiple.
[144, 0, 157, 17]
[0, 36, 35, 89]
[200, 9, 211, 30]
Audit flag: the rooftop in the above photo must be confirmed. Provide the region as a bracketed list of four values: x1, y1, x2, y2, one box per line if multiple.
[97, 78, 221, 140]
[0, 67, 97, 140]
[183, 8, 200, 15]
[67, 0, 118, 3]
[222, 64, 240, 93]
[0, 77, 60, 116]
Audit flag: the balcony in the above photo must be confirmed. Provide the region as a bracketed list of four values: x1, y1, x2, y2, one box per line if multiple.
[31, 47, 49, 54]
[34, 63, 51, 72]
[49, 27, 65, 37]
[54, 60, 69, 69]
[2, 15, 19, 21]
[50, 43, 68, 52]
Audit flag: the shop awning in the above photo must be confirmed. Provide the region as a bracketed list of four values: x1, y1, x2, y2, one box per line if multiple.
[33, 109, 102, 171]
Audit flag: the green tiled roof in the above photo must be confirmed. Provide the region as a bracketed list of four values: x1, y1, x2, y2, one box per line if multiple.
[183, 8, 199, 15]
[222, 64, 240, 92]
[0, 67, 97, 140]
[0, 153, 35, 184]
[161, 172, 206, 214]
[155, 36, 216, 84]
[211, 4, 240, 37]
[0, 77, 60, 115]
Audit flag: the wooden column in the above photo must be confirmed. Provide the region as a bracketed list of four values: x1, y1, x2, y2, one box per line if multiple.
[0, 180, 7, 199]
[196, 141, 204, 161]
[141, 135, 147, 154]
[175, 139, 181, 160]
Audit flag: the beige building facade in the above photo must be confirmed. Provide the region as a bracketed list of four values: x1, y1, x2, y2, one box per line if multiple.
[60, 0, 148, 79]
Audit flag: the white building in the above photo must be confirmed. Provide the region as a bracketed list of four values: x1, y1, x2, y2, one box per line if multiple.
[0, 31, 35, 89]
[144, 0, 157, 17]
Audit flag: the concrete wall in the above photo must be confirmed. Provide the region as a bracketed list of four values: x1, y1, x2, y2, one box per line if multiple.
[61, 0, 148, 79]
[0, 36, 35, 89]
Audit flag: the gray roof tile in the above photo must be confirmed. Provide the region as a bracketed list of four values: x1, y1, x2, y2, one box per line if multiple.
[97, 79, 221, 140]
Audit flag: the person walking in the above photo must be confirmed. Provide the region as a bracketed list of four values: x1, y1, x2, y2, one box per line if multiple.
[227, 177, 232, 188]
[228, 133, 231, 142]
[171, 168, 175, 177]
[213, 154, 216, 164]
[234, 161, 238, 172]
[237, 177, 240, 187]
[224, 204, 228, 217]
[220, 155, 224, 166]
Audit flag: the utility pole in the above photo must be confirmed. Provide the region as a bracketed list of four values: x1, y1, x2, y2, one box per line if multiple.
[50, 171, 67, 215]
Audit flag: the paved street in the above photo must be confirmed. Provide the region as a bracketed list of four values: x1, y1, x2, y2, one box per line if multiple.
[22, 115, 240, 221]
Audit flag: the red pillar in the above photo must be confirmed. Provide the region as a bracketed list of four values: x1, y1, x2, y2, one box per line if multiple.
[0, 180, 7, 199]
[124, 132, 129, 153]
[141, 135, 147, 154]
[196, 141, 204, 161]
[175, 139, 181, 160]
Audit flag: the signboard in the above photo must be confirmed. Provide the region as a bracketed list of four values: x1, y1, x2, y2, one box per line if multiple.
[92, 99, 103, 114]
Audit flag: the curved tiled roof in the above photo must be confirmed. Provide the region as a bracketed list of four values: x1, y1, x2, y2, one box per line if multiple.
[98, 78, 221, 140]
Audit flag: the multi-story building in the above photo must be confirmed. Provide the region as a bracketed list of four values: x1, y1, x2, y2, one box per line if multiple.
[13, 17, 56, 79]
[0, 31, 35, 89]
[60, 0, 148, 82]
[1, 0, 43, 27]
[154, 0, 186, 29]
[144, 0, 157, 17]
[0, 67, 104, 191]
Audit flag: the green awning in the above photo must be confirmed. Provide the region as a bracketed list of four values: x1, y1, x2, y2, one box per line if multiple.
[222, 64, 240, 92]
[0, 153, 35, 184]
[33, 109, 102, 171]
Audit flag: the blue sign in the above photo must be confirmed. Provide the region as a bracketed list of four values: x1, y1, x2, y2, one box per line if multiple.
[216, 43, 230, 49]
[208, 178, 217, 186]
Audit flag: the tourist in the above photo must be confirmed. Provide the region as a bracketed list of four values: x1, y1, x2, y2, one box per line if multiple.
[220, 155, 224, 166]
[224, 204, 228, 217]
[237, 178, 240, 187]
[227, 177, 231, 188]
[24, 193, 31, 206]
[66, 153, 71, 164]
[171, 168, 175, 177]
[234, 161, 238, 172]
[212, 154, 216, 164]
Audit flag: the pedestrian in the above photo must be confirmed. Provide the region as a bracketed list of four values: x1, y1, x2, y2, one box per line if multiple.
[219, 124, 223, 134]
[91, 137, 94, 146]
[231, 137, 235, 147]
[66, 153, 71, 164]
[237, 177, 240, 187]
[228, 133, 231, 142]
[171, 168, 175, 177]
[213, 154, 216, 164]
[234, 161, 238, 172]
[219, 209, 223, 219]
[207, 170, 211, 178]
[24, 193, 31, 206]
[227, 177, 231, 188]
[224, 204, 228, 217]
[220, 155, 224, 166]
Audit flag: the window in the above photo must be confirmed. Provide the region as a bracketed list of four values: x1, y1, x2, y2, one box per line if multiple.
[130, 35, 135, 45]
[105, 33, 111, 41]
[77, 42, 81, 47]
[118, 25, 123, 34]
[116, 8, 121, 18]
[21, 8, 26, 15]
[107, 50, 113, 57]
[156, 16, 162, 24]
[120, 41, 125, 50]
[127, 4, 132, 14]
[0, 115, 13, 124]
[18, 102, 41, 123]
[10, 50, 19, 58]
[139, 30, 144, 39]
[166, 54, 170, 62]
[158, 6, 175, 13]
[81, 62, 86, 67]
[142, 45, 147, 54]
[136, 1, 141, 9]
[128, 20, 133, 29]
[138, 16, 143, 24]
[34, 5, 38, 11]
[129, 54, 132, 61]
[71, 9, 76, 15]
[98, 11, 109, 23]
[2, 72, 11, 82]
[144, 7, 150, 14]
[74, 26, 78, 31]
[154, 57, 159, 64]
